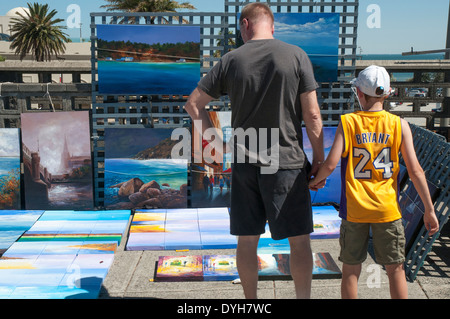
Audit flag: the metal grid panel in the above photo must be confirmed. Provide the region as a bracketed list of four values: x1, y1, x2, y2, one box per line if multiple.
[226, 0, 359, 125]
[90, 11, 234, 207]
[403, 125, 450, 281]
[90, 0, 358, 207]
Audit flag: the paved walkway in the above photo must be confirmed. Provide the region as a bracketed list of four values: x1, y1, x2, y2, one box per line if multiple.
[99, 216, 450, 300]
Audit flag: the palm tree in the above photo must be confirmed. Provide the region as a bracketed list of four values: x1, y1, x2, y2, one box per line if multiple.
[9, 3, 69, 62]
[101, 0, 196, 24]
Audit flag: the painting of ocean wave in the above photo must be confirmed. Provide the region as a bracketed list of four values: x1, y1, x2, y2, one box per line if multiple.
[104, 128, 188, 209]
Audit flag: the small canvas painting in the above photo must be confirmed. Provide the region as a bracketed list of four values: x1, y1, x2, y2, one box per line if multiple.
[155, 255, 203, 282]
[191, 111, 232, 208]
[104, 128, 188, 210]
[125, 208, 236, 251]
[0, 128, 21, 209]
[257, 253, 341, 280]
[97, 24, 201, 95]
[20, 112, 94, 210]
[203, 255, 239, 281]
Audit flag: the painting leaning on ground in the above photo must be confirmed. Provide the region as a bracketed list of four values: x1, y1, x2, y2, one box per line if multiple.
[20, 112, 94, 210]
[97, 24, 201, 95]
[0, 129, 21, 210]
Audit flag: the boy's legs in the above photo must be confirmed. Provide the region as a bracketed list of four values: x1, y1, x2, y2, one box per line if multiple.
[338, 220, 370, 299]
[372, 219, 407, 299]
[341, 263, 362, 299]
[288, 234, 313, 299]
[385, 263, 408, 299]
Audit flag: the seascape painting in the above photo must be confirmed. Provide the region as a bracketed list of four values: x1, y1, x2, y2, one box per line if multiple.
[0, 210, 43, 256]
[273, 13, 340, 83]
[0, 210, 130, 299]
[97, 24, 201, 95]
[104, 128, 188, 210]
[191, 111, 232, 208]
[126, 207, 236, 251]
[0, 129, 21, 209]
[237, 12, 340, 83]
[20, 112, 94, 210]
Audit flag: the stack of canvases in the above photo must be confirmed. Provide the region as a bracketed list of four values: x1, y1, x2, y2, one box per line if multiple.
[0, 210, 130, 299]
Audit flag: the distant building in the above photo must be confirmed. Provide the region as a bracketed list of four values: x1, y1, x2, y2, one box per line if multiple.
[0, 7, 30, 36]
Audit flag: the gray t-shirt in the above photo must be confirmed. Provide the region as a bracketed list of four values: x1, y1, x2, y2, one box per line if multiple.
[198, 38, 319, 169]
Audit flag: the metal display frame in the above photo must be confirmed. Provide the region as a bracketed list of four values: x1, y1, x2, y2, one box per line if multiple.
[90, 0, 359, 208]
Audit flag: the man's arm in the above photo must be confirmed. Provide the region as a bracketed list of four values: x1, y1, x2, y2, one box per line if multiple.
[301, 90, 324, 177]
[400, 119, 439, 236]
[184, 87, 215, 137]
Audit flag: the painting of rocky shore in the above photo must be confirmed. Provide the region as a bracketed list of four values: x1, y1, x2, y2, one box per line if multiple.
[104, 128, 188, 210]
[107, 176, 187, 210]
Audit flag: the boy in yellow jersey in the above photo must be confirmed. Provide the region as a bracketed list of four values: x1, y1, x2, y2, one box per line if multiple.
[309, 65, 439, 299]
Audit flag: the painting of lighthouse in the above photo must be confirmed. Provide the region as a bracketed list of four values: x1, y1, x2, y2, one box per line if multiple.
[20, 112, 94, 210]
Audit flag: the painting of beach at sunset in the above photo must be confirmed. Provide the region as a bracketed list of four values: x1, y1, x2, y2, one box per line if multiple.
[97, 24, 201, 95]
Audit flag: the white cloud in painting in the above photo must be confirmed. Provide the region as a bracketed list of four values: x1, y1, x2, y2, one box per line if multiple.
[0, 129, 20, 157]
[274, 17, 338, 39]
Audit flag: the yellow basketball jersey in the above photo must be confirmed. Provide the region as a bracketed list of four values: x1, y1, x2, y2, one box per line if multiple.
[340, 110, 402, 223]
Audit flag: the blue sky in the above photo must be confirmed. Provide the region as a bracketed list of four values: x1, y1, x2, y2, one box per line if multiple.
[2, 0, 449, 54]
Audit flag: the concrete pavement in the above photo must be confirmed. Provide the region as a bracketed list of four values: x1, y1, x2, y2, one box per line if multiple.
[98, 215, 450, 300]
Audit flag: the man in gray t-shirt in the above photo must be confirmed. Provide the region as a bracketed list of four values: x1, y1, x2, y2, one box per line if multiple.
[184, 3, 324, 299]
[198, 38, 319, 169]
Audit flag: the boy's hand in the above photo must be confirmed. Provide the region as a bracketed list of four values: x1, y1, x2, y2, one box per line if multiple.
[424, 210, 439, 236]
[309, 178, 326, 192]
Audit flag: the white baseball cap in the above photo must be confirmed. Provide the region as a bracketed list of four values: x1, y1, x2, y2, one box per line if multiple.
[351, 65, 391, 97]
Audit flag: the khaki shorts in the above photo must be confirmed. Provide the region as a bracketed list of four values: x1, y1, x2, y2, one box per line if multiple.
[339, 219, 406, 265]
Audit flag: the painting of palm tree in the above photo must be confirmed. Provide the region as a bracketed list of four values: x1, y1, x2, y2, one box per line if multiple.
[9, 3, 69, 62]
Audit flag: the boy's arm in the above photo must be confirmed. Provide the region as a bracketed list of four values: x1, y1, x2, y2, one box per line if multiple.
[400, 119, 439, 236]
[309, 122, 344, 191]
